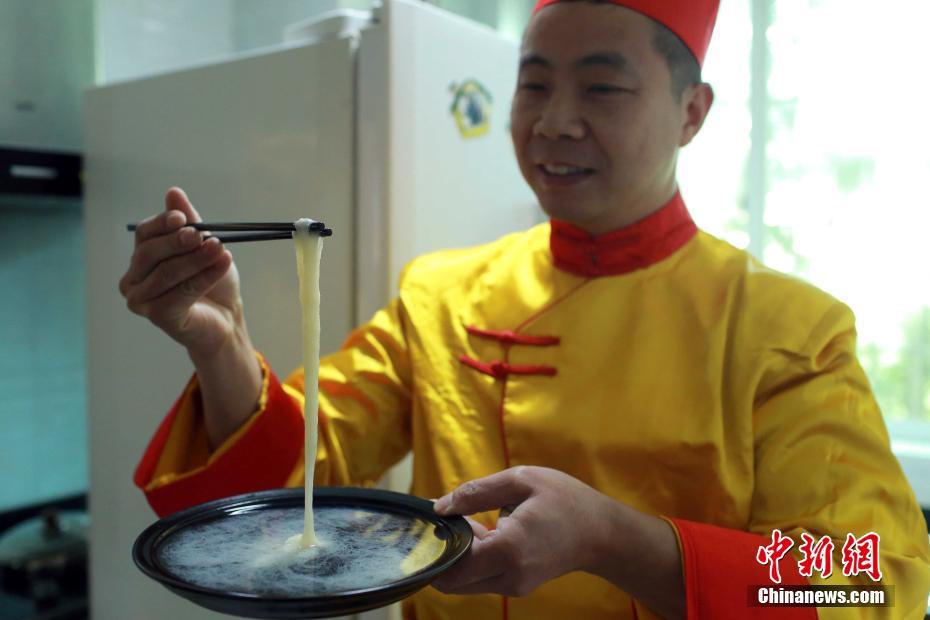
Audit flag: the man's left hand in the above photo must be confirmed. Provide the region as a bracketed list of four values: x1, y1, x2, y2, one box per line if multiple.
[432, 466, 620, 596]
[431, 466, 684, 619]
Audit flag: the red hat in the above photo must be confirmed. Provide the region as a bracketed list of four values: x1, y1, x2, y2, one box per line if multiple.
[533, 0, 720, 66]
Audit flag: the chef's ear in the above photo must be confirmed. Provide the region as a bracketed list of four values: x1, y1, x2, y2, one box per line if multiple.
[679, 82, 714, 148]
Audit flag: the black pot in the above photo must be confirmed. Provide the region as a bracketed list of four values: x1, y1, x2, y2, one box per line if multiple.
[0, 509, 89, 607]
[133, 487, 473, 619]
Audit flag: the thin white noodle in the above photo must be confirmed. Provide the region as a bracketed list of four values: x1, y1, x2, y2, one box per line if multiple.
[291, 218, 323, 548]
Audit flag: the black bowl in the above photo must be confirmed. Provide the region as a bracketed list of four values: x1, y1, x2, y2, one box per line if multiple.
[133, 487, 473, 618]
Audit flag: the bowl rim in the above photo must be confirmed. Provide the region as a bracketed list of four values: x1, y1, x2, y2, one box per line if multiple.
[132, 486, 473, 606]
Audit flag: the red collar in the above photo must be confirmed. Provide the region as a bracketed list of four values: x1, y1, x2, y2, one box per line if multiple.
[549, 193, 698, 277]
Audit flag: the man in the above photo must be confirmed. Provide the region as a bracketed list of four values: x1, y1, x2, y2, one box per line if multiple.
[122, 1, 930, 618]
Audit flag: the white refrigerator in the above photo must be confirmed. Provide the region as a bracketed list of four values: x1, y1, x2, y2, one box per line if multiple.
[83, 1, 538, 618]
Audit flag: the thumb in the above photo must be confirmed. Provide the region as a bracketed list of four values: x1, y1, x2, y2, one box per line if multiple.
[165, 187, 203, 224]
[435, 468, 534, 516]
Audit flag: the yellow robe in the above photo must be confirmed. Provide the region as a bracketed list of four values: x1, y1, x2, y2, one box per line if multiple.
[137, 208, 930, 619]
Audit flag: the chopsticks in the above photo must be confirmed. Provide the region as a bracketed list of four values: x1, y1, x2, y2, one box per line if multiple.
[125, 221, 333, 243]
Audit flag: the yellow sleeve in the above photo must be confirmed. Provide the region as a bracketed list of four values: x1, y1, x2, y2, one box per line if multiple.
[282, 297, 413, 488]
[135, 298, 413, 516]
[750, 301, 930, 617]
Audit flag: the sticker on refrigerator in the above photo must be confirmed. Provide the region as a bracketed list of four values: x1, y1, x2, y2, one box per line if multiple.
[449, 79, 492, 139]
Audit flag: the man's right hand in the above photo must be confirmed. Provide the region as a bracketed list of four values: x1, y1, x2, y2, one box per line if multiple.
[120, 187, 263, 448]
[119, 187, 239, 357]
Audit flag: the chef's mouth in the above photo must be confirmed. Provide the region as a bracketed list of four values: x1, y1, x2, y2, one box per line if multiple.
[536, 163, 596, 184]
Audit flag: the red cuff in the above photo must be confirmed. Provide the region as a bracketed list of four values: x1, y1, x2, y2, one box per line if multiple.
[134, 369, 304, 517]
[670, 518, 817, 619]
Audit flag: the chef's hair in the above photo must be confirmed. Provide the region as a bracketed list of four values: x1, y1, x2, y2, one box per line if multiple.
[650, 19, 703, 101]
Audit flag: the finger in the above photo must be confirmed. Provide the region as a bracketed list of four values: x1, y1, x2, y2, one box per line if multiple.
[133, 208, 187, 245]
[434, 467, 535, 516]
[464, 516, 491, 541]
[129, 250, 232, 323]
[434, 571, 528, 597]
[431, 530, 511, 593]
[125, 237, 226, 303]
[165, 187, 203, 226]
[121, 226, 205, 294]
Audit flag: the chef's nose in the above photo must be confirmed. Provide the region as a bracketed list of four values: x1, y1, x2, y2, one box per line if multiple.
[533, 91, 585, 140]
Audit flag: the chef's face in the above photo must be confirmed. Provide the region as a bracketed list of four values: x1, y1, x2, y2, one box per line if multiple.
[511, 2, 711, 234]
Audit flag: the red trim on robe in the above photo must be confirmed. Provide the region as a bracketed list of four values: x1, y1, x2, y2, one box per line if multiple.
[465, 325, 560, 347]
[497, 352, 513, 469]
[549, 192, 698, 278]
[669, 518, 817, 619]
[459, 355, 557, 379]
[134, 369, 304, 517]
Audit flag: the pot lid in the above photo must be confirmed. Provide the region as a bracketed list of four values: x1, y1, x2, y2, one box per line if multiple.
[0, 510, 89, 564]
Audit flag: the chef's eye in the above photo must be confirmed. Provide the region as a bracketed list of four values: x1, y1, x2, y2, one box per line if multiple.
[588, 83, 625, 95]
[519, 82, 547, 92]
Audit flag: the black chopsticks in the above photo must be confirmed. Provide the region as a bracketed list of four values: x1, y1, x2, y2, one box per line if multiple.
[126, 221, 333, 243]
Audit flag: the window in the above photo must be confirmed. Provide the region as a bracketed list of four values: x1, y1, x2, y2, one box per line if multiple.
[683, 0, 930, 502]
[764, 0, 930, 500]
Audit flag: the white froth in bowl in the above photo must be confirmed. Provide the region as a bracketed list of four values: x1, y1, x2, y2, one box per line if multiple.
[157, 506, 446, 597]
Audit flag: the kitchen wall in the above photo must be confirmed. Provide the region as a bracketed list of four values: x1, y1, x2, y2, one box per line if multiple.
[0, 0, 94, 152]
[0, 0, 94, 513]
[0, 196, 86, 513]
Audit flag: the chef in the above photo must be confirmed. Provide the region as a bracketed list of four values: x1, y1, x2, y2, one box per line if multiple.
[121, 0, 930, 618]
